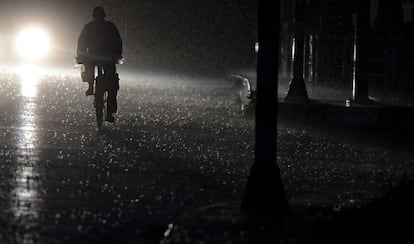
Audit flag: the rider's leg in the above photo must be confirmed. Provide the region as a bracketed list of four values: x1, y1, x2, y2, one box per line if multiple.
[105, 89, 118, 122]
[107, 89, 118, 113]
[83, 64, 95, 96]
[103, 63, 119, 122]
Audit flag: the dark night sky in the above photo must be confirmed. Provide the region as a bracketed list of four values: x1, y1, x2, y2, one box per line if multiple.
[0, 0, 257, 76]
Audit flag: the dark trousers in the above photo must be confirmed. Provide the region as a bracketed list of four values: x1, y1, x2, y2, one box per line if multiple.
[107, 89, 118, 114]
[83, 63, 119, 114]
[101, 63, 118, 114]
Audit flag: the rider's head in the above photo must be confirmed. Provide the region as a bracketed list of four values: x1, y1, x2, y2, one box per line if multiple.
[92, 7, 106, 20]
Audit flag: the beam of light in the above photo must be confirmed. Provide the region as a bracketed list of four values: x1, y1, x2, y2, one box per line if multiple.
[255, 42, 259, 53]
[14, 26, 51, 61]
[308, 34, 314, 82]
[352, 33, 357, 100]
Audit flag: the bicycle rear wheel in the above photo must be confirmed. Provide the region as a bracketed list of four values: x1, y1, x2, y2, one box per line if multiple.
[94, 90, 104, 129]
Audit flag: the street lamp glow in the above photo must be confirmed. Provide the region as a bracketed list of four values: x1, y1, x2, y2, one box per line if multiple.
[14, 26, 51, 61]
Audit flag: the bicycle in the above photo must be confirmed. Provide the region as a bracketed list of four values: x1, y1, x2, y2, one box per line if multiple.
[76, 59, 123, 130]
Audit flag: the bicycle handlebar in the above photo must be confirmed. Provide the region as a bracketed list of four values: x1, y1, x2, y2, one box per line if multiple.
[74, 57, 124, 69]
[75, 56, 124, 65]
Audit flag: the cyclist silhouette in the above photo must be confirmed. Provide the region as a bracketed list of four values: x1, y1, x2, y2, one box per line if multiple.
[76, 6, 122, 122]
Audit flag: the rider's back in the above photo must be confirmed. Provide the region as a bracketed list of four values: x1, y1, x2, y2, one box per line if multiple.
[78, 19, 122, 63]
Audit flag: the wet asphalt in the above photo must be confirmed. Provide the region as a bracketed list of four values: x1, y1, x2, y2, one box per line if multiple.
[0, 72, 414, 243]
[0, 73, 255, 244]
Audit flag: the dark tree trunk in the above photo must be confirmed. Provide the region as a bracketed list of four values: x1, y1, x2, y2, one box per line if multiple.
[354, 0, 371, 102]
[285, 0, 309, 102]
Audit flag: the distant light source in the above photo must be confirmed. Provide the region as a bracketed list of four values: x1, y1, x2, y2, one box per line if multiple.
[14, 26, 51, 61]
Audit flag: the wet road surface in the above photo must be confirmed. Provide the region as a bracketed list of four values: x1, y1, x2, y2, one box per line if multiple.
[0, 71, 414, 243]
[0, 72, 255, 243]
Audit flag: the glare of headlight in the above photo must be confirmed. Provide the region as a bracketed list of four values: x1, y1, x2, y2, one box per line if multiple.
[14, 26, 51, 61]
[19, 65, 41, 97]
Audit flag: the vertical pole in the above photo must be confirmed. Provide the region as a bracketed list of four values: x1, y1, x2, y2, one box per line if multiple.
[241, 0, 288, 219]
[354, 0, 371, 103]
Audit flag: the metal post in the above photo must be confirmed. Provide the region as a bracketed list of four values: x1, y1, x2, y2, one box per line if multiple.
[241, 0, 288, 219]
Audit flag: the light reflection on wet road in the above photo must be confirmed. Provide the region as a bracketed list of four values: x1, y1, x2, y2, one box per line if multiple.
[13, 67, 42, 243]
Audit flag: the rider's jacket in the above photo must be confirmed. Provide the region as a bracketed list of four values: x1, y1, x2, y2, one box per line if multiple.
[77, 19, 122, 64]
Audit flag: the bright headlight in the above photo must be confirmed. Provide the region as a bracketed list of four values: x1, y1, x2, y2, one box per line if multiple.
[14, 26, 51, 61]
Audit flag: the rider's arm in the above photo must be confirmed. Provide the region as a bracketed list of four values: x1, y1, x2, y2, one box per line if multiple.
[76, 24, 90, 63]
[112, 23, 123, 59]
